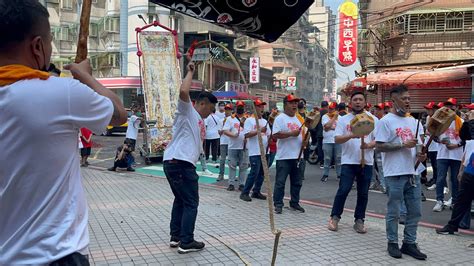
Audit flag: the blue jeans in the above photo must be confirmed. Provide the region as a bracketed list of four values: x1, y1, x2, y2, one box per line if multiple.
[374, 152, 385, 189]
[228, 149, 249, 186]
[273, 159, 303, 208]
[323, 143, 341, 177]
[330, 164, 373, 220]
[427, 151, 438, 182]
[436, 159, 461, 202]
[219, 144, 228, 176]
[242, 155, 267, 195]
[163, 160, 199, 245]
[385, 175, 422, 244]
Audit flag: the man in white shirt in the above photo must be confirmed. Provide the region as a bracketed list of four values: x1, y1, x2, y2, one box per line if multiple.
[124, 106, 142, 151]
[272, 94, 305, 214]
[223, 100, 249, 191]
[240, 99, 270, 202]
[328, 92, 377, 234]
[217, 103, 233, 180]
[215, 102, 226, 120]
[432, 98, 464, 212]
[0, 1, 127, 264]
[163, 60, 217, 254]
[375, 85, 427, 260]
[204, 110, 221, 163]
[321, 102, 342, 182]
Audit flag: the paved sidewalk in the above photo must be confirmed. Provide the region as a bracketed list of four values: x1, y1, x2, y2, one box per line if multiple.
[82, 168, 473, 265]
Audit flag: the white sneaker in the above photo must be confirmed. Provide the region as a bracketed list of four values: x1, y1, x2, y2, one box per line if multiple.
[433, 201, 444, 212]
[444, 187, 449, 195]
[444, 197, 453, 209]
[203, 169, 213, 175]
[427, 184, 436, 191]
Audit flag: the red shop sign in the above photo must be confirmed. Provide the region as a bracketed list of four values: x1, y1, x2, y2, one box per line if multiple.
[337, 1, 358, 67]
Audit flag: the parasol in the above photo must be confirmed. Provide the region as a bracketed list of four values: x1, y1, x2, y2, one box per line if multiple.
[149, 0, 315, 43]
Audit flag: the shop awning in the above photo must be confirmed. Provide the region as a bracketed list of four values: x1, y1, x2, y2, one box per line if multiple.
[213, 91, 257, 100]
[367, 67, 470, 85]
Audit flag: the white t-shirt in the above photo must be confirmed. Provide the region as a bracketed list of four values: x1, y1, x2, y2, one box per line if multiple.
[436, 120, 463, 161]
[322, 113, 338, 144]
[205, 113, 220, 140]
[335, 112, 377, 166]
[215, 110, 226, 120]
[223, 116, 246, 150]
[425, 115, 439, 152]
[125, 115, 140, 140]
[375, 113, 422, 177]
[463, 140, 474, 167]
[220, 116, 230, 145]
[273, 113, 303, 160]
[244, 117, 270, 156]
[0, 77, 113, 264]
[163, 99, 204, 165]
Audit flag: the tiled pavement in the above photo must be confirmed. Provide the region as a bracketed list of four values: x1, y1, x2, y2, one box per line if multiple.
[82, 168, 473, 265]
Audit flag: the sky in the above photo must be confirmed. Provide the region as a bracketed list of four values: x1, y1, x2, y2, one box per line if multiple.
[326, 0, 361, 88]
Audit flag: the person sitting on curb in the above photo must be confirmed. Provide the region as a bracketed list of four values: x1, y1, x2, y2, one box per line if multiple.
[108, 144, 135, 172]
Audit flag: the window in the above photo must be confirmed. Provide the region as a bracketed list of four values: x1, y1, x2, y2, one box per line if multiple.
[169, 16, 180, 32]
[54, 27, 71, 41]
[107, 54, 119, 67]
[104, 17, 119, 33]
[89, 23, 98, 37]
[61, 0, 73, 10]
[273, 48, 285, 57]
[272, 67, 283, 74]
[148, 15, 159, 24]
[90, 56, 98, 70]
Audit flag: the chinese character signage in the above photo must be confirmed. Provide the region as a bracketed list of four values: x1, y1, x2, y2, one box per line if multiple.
[287, 76, 297, 90]
[225, 81, 248, 92]
[249, 57, 260, 84]
[337, 0, 358, 67]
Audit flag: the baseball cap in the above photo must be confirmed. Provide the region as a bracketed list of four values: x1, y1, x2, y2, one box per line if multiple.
[254, 99, 267, 106]
[321, 101, 329, 107]
[384, 101, 393, 108]
[445, 98, 457, 106]
[437, 102, 444, 108]
[424, 101, 436, 109]
[236, 100, 245, 107]
[365, 103, 372, 109]
[328, 102, 337, 109]
[337, 102, 346, 110]
[466, 103, 474, 110]
[218, 102, 225, 106]
[224, 103, 233, 110]
[375, 103, 385, 109]
[283, 94, 300, 103]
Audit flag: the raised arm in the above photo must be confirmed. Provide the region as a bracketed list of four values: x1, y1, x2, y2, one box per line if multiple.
[179, 60, 196, 103]
[65, 59, 127, 126]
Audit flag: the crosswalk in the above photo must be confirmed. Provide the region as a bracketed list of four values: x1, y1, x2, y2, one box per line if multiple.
[136, 161, 275, 184]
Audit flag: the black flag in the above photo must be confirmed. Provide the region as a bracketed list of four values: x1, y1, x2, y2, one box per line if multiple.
[149, 0, 314, 43]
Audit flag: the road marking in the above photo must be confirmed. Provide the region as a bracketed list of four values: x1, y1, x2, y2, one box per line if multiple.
[89, 156, 115, 163]
[91, 148, 102, 160]
[369, 189, 437, 202]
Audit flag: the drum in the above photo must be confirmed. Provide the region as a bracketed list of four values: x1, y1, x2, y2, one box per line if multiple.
[350, 113, 375, 136]
[427, 106, 456, 137]
[304, 111, 321, 129]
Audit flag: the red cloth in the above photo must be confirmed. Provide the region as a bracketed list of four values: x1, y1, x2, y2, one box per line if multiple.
[80, 128, 93, 148]
[269, 137, 277, 153]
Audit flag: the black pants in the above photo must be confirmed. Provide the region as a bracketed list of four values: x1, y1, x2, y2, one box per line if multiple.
[427, 151, 438, 182]
[50, 252, 89, 266]
[316, 137, 324, 164]
[205, 138, 219, 161]
[448, 172, 474, 229]
[163, 160, 199, 244]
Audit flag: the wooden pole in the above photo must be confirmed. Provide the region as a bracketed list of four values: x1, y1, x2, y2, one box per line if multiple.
[75, 0, 92, 63]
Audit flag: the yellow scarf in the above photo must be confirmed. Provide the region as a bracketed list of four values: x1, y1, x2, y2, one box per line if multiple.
[327, 111, 338, 120]
[0, 64, 50, 86]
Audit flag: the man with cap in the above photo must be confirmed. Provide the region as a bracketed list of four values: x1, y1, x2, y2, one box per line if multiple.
[321, 102, 342, 182]
[240, 99, 270, 202]
[313, 101, 329, 168]
[374, 103, 385, 119]
[384, 101, 393, 115]
[223, 100, 249, 191]
[272, 94, 305, 214]
[423, 102, 439, 189]
[433, 98, 463, 212]
[217, 103, 234, 181]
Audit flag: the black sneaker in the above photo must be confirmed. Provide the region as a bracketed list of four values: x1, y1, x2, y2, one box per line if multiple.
[421, 192, 426, 202]
[126, 167, 135, 172]
[227, 185, 235, 191]
[387, 243, 402, 259]
[107, 167, 116, 171]
[275, 206, 282, 214]
[321, 175, 328, 182]
[178, 240, 205, 254]
[400, 243, 427, 260]
[251, 192, 267, 200]
[169, 236, 180, 248]
[436, 224, 458, 235]
[240, 193, 252, 202]
[238, 184, 244, 191]
[290, 204, 305, 213]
